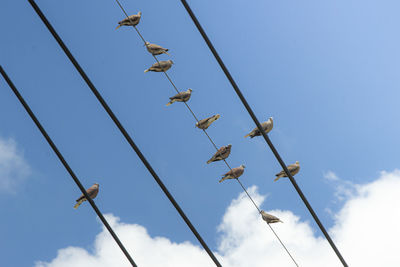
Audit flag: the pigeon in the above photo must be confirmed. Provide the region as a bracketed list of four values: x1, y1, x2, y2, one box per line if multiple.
[274, 161, 300, 182]
[196, 114, 220, 130]
[207, 144, 232, 164]
[116, 12, 142, 29]
[74, 183, 99, 209]
[219, 165, 245, 183]
[245, 117, 273, 138]
[145, 42, 169, 56]
[166, 89, 192, 106]
[144, 60, 173, 73]
[261, 210, 283, 224]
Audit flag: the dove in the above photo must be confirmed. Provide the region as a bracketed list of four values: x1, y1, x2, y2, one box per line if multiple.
[245, 117, 273, 138]
[219, 165, 245, 183]
[274, 161, 300, 182]
[74, 183, 99, 209]
[144, 60, 173, 73]
[207, 144, 232, 164]
[145, 42, 170, 56]
[261, 210, 283, 224]
[196, 114, 220, 130]
[116, 12, 142, 29]
[166, 89, 192, 106]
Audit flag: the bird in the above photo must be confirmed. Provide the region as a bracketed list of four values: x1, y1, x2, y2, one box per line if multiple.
[145, 42, 169, 56]
[219, 165, 245, 183]
[244, 117, 273, 138]
[116, 12, 142, 29]
[144, 60, 173, 73]
[166, 89, 192, 106]
[260, 210, 283, 224]
[74, 183, 99, 209]
[274, 161, 300, 182]
[207, 144, 232, 164]
[196, 114, 220, 130]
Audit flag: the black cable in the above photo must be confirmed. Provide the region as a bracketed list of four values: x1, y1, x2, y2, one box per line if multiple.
[27, 1, 221, 266]
[178, 1, 348, 266]
[0, 66, 138, 267]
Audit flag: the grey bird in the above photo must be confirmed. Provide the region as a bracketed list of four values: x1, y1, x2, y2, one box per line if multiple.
[207, 144, 232, 164]
[116, 12, 142, 29]
[74, 183, 99, 209]
[261, 210, 283, 224]
[166, 89, 192, 106]
[144, 60, 173, 73]
[196, 114, 220, 130]
[274, 161, 300, 182]
[219, 165, 245, 183]
[245, 117, 273, 138]
[145, 42, 170, 56]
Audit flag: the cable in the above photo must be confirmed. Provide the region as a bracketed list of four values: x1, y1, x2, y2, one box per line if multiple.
[27, 1, 221, 266]
[0, 66, 138, 267]
[177, 1, 349, 266]
[114, 1, 299, 266]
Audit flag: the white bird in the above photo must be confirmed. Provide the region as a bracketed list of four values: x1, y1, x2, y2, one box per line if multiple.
[196, 114, 220, 130]
[144, 60, 173, 73]
[145, 42, 169, 56]
[245, 117, 273, 138]
[74, 183, 99, 209]
[219, 165, 245, 183]
[260, 210, 283, 224]
[116, 12, 142, 29]
[274, 161, 300, 182]
[166, 89, 192, 106]
[207, 145, 231, 164]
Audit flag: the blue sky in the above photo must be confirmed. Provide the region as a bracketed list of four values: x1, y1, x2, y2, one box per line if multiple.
[1, 0, 400, 266]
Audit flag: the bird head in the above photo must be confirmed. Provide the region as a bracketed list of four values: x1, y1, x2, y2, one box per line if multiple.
[227, 144, 232, 148]
[214, 114, 221, 120]
[295, 161, 299, 165]
[188, 88, 193, 92]
[144, 41, 150, 47]
[241, 164, 246, 168]
[269, 117, 274, 121]
[138, 11, 142, 16]
[94, 183, 99, 187]
[169, 60, 174, 64]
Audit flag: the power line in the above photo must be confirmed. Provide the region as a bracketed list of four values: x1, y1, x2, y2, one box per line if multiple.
[114, 1, 299, 266]
[0, 66, 138, 267]
[177, 1, 348, 266]
[27, 1, 221, 266]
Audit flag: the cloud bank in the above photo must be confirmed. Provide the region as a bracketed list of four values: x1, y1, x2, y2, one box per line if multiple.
[35, 170, 400, 267]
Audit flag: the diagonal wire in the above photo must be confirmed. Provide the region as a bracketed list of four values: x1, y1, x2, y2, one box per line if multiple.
[115, 1, 299, 266]
[0, 66, 138, 267]
[177, 1, 348, 266]
[27, 1, 221, 266]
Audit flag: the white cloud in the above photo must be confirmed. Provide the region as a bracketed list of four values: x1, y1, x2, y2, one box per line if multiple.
[324, 171, 357, 201]
[0, 137, 31, 193]
[35, 170, 400, 267]
[324, 170, 339, 181]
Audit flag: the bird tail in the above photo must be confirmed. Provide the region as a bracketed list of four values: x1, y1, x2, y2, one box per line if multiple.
[274, 176, 281, 182]
[166, 100, 174, 106]
[206, 159, 213, 164]
[219, 176, 227, 183]
[164, 50, 170, 56]
[144, 69, 150, 73]
[244, 133, 250, 138]
[74, 199, 85, 209]
[115, 24, 122, 30]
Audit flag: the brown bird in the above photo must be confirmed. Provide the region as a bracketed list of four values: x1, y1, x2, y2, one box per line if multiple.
[207, 144, 232, 164]
[244, 117, 273, 138]
[144, 60, 173, 73]
[219, 165, 245, 183]
[145, 42, 170, 56]
[261, 210, 283, 224]
[274, 161, 300, 182]
[74, 183, 99, 209]
[196, 114, 220, 130]
[166, 89, 192, 106]
[116, 12, 142, 29]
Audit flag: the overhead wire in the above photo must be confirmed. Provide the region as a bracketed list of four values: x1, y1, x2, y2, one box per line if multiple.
[115, 1, 299, 266]
[27, 0, 221, 266]
[0, 65, 138, 267]
[177, 1, 349, 266]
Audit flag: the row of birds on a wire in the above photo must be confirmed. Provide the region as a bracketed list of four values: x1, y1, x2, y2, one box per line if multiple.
[74, 11, 300, 226]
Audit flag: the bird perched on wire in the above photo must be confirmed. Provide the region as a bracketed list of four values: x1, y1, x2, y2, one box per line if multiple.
[145, 42, 169, 56]
[116, 11, 142, 29]
[196, 114, 220, 130]
[219, 165, 245, 183]
[144, 60, 173, 73]
[166, 89, 192, 106]
[207, 144, 232, 164]
[245, 117, 273, 138]
[261, 210, 283, 224]
[74, 183, 99, 209]
[274, 161, 300, 182]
